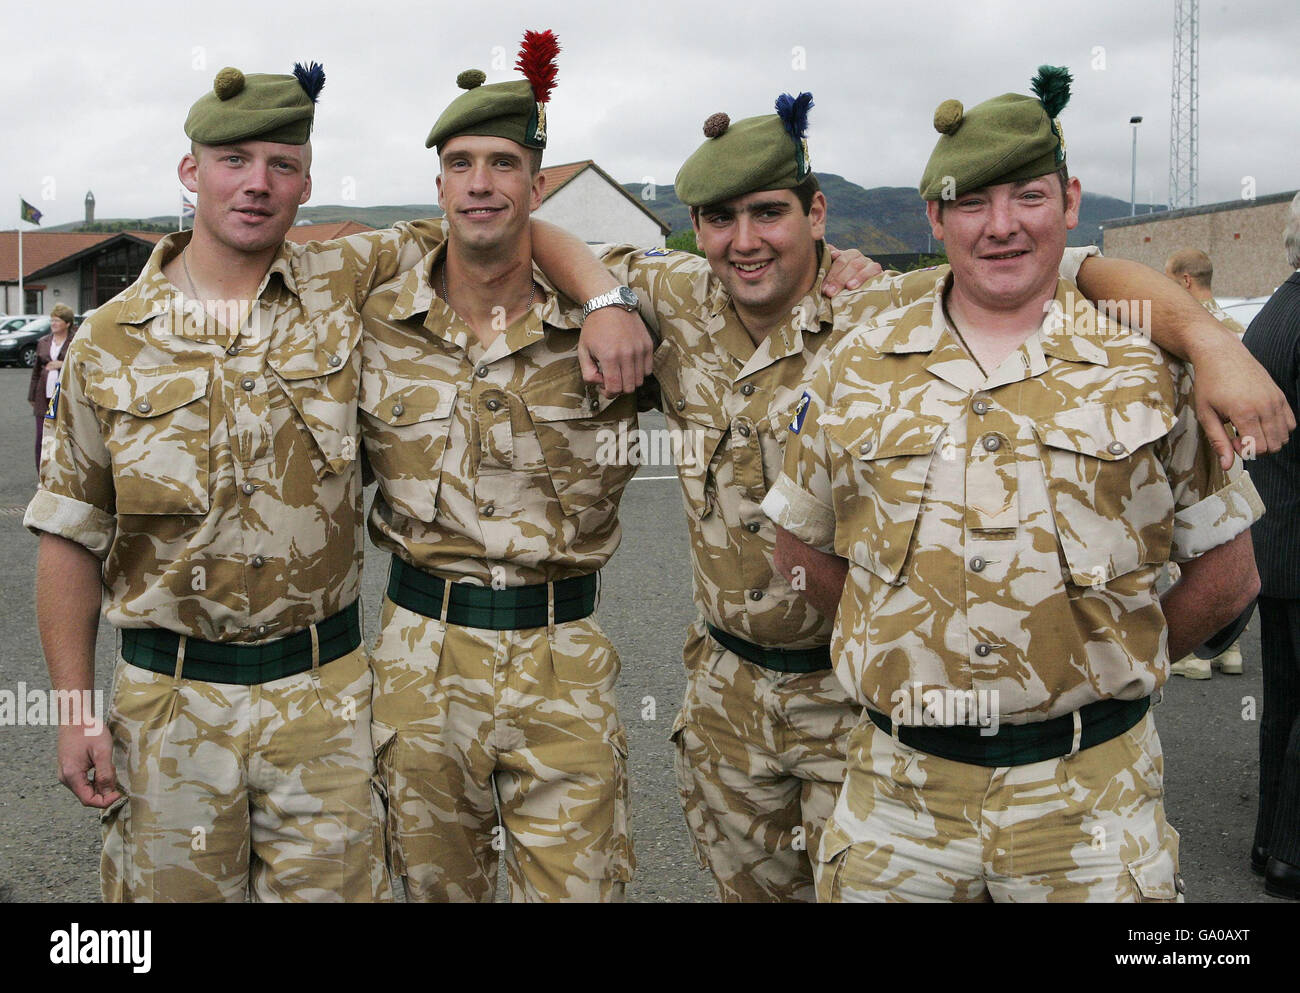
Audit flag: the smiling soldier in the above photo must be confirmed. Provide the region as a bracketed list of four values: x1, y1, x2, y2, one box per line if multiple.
[25, 59, 649, 903]
[764, 67, 1264, 902]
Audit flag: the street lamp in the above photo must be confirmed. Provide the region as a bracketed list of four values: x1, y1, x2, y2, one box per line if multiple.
[1129, 115, 1143, 216]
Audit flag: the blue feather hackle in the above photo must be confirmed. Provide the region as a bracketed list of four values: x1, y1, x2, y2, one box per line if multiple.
[293, 62, 326, 103]
[775, 92, 813, 141]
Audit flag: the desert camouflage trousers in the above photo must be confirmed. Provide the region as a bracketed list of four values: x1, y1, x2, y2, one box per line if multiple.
[671, 619, 860, 902]
[817, 709, 1184, 902]
[369, 596, 633, 902]
[101, 645, 390, 902]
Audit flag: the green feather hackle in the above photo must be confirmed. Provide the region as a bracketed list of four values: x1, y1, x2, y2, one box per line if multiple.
[1030, 65, 1072, 118]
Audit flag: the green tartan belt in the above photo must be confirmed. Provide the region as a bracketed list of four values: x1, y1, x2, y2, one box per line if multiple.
[707, 624, 832, 674]
[387, 557, 598, 631]
[866, 695, 1151, 767]
[120, 601, 362, 686]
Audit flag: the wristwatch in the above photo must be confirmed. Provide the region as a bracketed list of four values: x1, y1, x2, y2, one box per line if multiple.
[582, 285, 639, 321]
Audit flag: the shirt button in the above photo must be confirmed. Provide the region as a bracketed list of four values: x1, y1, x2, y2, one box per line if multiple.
[1107, 441, 1126, 455]
[486, 399, 501, 411]
[983, 435, 1001, 452]
[974, 643, 993, 657]
[241, 378, 256, 391]
[861, 439, 874, 455]
[328, 355, 342, 368]
[749, 590, 763, 601]
[741, 383, 755, 396]
[136, 399, 152, 413]
[226, 344, 239, 357]
[476, 365, 489, 378]
[737, 424, 751, 438]
[251, 555, 265, 568]
[391, 403, 405, 417]
[241, 482, 256, 495]
[970, 556, 987, 572]
[746, 521, 761, 533]
[972, 398, 989, 415]
[483, 504, 495, 517]
[256, 624, 269, 636]
[675, 398, 686, 411]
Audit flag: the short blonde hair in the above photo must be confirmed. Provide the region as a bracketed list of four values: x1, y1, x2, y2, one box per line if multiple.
[50, 303, 75, 325]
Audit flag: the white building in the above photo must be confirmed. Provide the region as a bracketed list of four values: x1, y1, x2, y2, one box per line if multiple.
[533, 161, 670, 247]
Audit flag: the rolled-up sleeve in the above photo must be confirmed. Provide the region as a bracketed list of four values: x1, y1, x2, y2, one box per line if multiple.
[1160, 360, 1265, 561]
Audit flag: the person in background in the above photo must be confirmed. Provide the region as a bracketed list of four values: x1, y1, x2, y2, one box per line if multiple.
[27, 303, 76, 471]
[1164, 248, 1248, 679]
[1165, 248, 1247, 337]
[1241, 191, 1300, 899]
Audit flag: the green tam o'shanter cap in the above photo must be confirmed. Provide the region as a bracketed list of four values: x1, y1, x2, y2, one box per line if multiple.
[919, 65, 1072, 201]
[675, 92, 814, 207]
[184, 62, 325, 146]
[426, 30, 559, 151]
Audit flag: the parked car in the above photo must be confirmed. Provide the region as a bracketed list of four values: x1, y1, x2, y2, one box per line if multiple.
[0, 316, 52, 368]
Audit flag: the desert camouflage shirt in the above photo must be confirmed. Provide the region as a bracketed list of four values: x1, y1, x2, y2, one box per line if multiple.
[26, 227, 433, 643]
[763, 270, 1264, 724]
[1203, 297, 1247, 338]
[360, 242, 638, 587]
[601, 244, 1097, 651]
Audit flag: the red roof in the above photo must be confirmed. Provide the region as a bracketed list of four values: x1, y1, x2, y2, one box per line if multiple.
[539, 161, 589, 201]
[0, 230, 163, 282]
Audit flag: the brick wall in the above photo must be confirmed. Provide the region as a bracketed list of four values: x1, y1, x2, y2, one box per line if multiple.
[1101, 192, 1297, 298]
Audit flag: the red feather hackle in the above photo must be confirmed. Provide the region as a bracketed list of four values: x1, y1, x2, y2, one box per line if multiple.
[515, 29, 560, 104]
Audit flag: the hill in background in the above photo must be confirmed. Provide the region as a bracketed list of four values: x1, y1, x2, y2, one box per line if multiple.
[49, 174, 1162, 252]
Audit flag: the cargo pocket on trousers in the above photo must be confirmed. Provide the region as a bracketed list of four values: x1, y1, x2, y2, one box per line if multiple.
[608, 726, 635, 882]
[1125, 838, 1183, 903]
[371, 719, 405, 880]
[814, 824, 855, 903]
[669, 706, 710, 871]
[99, 793, 131, 903]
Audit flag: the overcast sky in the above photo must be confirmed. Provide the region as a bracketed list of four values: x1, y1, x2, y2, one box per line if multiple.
[4, 0, 1296, 228]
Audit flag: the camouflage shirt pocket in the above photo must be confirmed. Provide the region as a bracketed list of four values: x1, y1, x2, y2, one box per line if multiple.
[85, 366, 211, 516]
[653, 343, 726, 521]
[360, 370, 458, 523]
[268, 305, 362, 478]
[1032, 402, 1176, 586]
[825, 403, 949, 585]
[520, 364, 637, 518]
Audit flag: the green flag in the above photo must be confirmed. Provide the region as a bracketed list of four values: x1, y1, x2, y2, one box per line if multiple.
[20, 199, 42, 225]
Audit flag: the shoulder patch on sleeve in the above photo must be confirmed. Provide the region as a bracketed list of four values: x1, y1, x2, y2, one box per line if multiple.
[790, 391, 812, 434]
[641, 248, 675, 257]
[44, 382, 60, 421]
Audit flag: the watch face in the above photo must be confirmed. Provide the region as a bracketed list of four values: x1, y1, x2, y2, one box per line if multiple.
[617, 286, 638, 309]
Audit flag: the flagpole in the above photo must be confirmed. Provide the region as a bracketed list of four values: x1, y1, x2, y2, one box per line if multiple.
[17, 221, 23, 314]
[178, 191, 183, 232]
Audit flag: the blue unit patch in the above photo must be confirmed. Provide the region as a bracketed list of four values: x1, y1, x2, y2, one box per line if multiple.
[45, 382, 60, 421]
[790, 391, 811, 434]
[642, 248, 674, 257]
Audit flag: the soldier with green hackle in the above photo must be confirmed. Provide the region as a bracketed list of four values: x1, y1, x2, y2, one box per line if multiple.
[765, 66, 1263, 902]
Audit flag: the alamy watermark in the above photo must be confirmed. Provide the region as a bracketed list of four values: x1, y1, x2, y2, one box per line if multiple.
[595, 423, 710, 468]
[890, 683, 1001, 736]
[0, 683, 105, 735]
